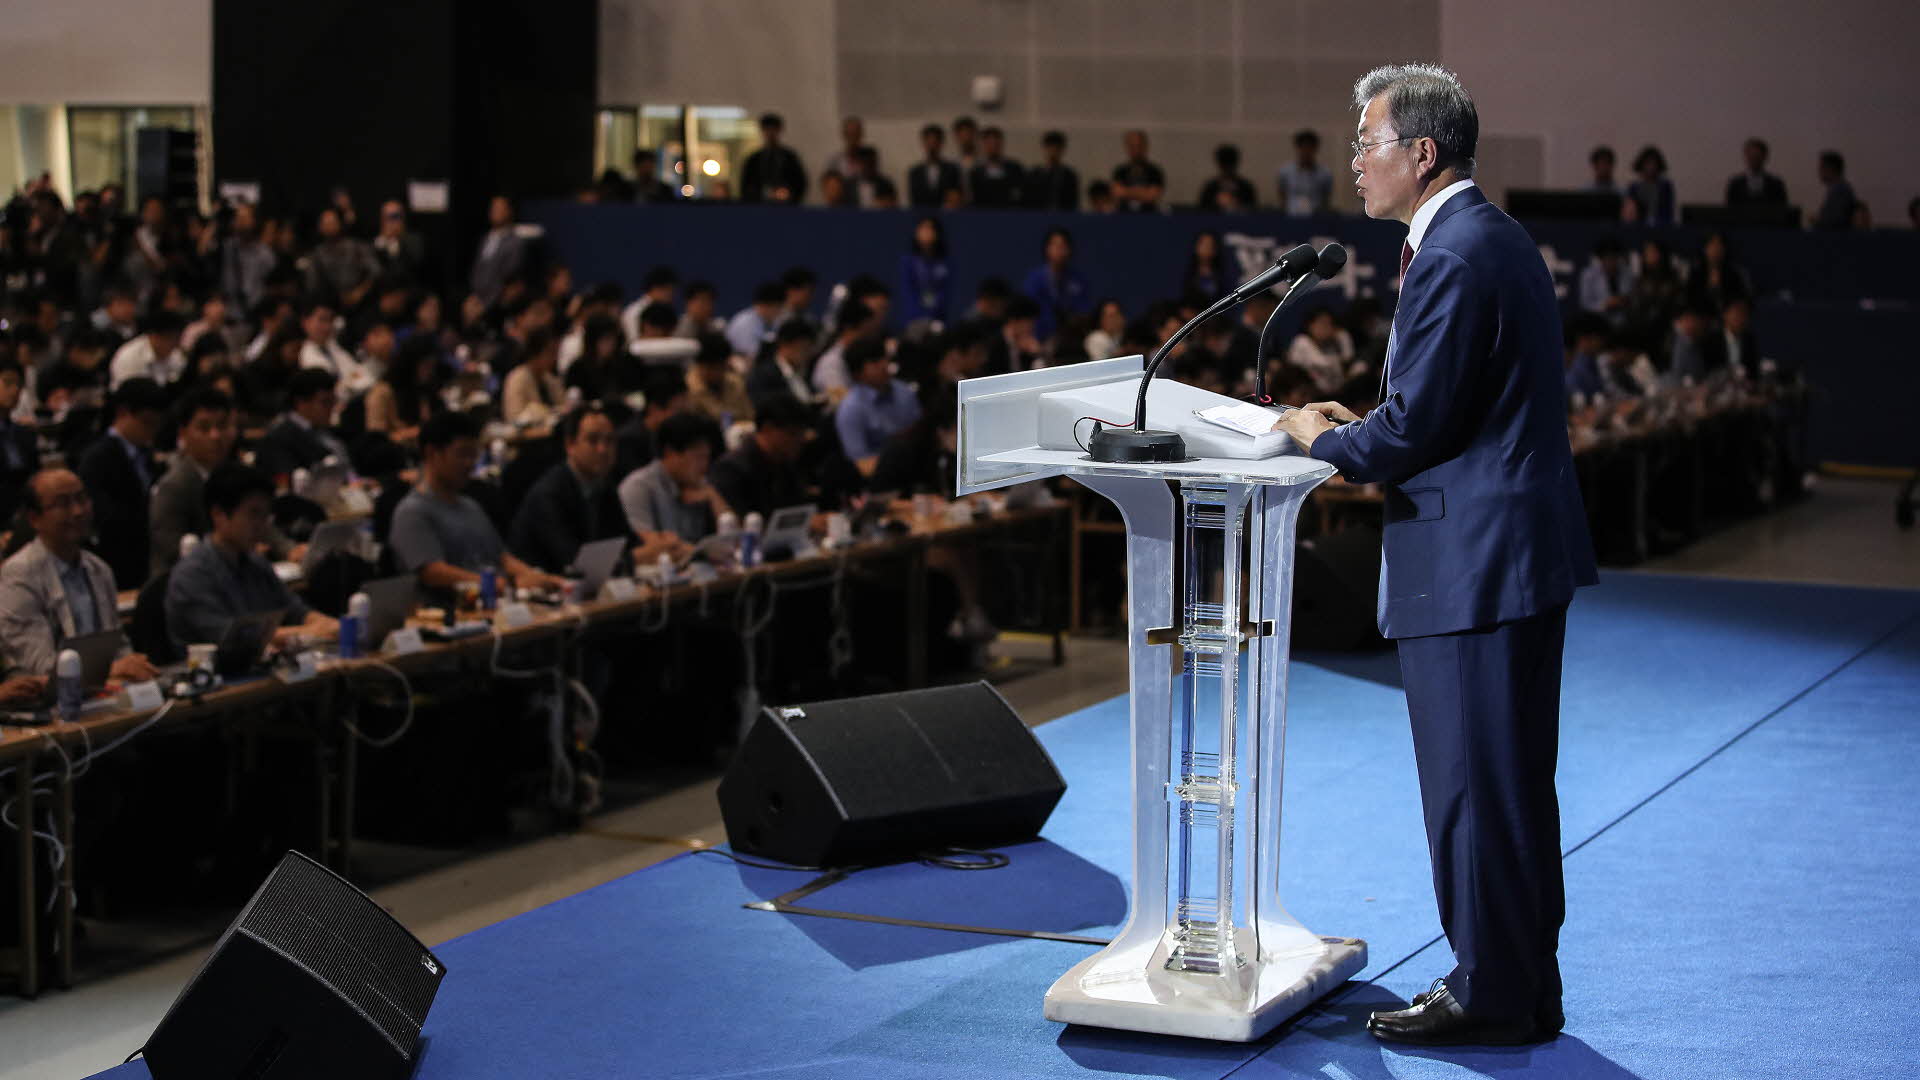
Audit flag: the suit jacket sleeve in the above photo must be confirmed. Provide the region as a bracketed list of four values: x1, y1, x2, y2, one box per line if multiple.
[0, 562, 57, 677]
[1311, 249, 1489, 485]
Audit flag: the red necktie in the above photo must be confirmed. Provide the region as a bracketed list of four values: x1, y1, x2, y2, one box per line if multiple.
[1399, 241, 1414, 279]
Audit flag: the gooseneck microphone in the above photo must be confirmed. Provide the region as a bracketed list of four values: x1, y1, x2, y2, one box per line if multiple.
[1249, 243, 1348, 407]
[1086, 243, 1319, 464]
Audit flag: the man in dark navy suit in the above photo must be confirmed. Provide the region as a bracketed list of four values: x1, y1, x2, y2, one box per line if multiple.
[1273, 64, 1598, 1047]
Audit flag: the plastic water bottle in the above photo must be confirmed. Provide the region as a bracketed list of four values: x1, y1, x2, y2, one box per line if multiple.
[55, 648, 82, 723]
[479, 568, 499, 611]
[179, 533, 200, 560]
[342, 591, 370, 657]
[739, 512, 763, 567]
[717, 511, 739, 537]
[655, 551, 675, 586]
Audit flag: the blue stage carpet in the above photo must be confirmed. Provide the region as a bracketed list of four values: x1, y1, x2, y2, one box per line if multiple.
[95, 573, 1920, 1079]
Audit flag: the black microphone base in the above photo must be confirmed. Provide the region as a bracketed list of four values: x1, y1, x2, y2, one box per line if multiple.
[1087, 426, 1187, 464]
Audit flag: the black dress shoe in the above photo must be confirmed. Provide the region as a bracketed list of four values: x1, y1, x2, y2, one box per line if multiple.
[1408, 980, 1563, 1034]
[1368, 981, 1547, 1046]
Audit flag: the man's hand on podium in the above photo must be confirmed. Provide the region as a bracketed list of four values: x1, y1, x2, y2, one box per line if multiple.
[1272, 401, 1358, 453]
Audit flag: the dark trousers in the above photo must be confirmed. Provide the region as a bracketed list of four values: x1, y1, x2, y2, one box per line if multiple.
[1396, 604, 1568, 1018]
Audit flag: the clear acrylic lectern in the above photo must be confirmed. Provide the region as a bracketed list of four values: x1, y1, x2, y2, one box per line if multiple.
[957, 358, 1366, 1042]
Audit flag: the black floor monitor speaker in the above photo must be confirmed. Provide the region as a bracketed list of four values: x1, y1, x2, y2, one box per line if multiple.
[719, 680, 1066, 868]
[144, 851, 445, 1080]
[1293, 526, 1388, 651]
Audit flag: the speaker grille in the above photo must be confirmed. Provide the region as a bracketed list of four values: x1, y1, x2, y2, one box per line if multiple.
[237, 854, 443, 1057]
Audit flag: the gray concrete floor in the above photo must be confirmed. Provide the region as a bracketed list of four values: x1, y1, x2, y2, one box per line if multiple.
[2, 475, 1911, 1079]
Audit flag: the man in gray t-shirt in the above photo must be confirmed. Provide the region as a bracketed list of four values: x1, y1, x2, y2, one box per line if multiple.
[390, 413, 566, 592]
[618, 413, 730, 553]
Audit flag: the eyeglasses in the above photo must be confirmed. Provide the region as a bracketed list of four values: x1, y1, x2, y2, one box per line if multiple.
[1350, 136, 1416, 159]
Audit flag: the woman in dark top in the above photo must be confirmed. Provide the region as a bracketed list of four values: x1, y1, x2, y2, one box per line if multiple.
[1625, 237, 1685, 352]
[1181, 230, 1231, 299]
[1684, 231, 1751, 313]
[1625, 145, 1676, 226]
[563, 314, 629, 404]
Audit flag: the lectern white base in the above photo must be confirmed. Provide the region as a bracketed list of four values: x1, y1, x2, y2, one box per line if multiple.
[1044, 935, 1368, 1043]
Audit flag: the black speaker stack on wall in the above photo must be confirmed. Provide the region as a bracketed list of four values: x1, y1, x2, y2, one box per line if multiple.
[211, 0, 597, 292]
[143, 851, 445, 1080]
[720, 681, 1067, 868]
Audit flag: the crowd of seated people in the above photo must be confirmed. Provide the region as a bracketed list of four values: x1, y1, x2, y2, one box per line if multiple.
[0, 158, 1826, 699]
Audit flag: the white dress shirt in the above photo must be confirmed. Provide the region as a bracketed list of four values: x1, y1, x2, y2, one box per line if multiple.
[1406, 179, 1478, 255]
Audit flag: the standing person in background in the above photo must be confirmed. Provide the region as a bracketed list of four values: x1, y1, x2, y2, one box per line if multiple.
[1276, 130, 1333, 215]
[1724, 138, 1787, 207]
[1586, 146, 1618, 193]
[632, 148, 675, 203]
[1197, 144, 1257, 212]
[470, 195, 527, 307]
[1021, 228, 1091, 346]
[1813, 151, 1859, 230]
[304, 207, 380, 312]
[740, 113, 808, 205]
[951, 116, 981, 201]
[1272, 63, 1596, 1048]
[907, 124, 963, 209]
[899, 216, 951, 330]
[1024, 132, 1079, 212]
[1624, 146, 1675, 225]
[968, 127, 1024, 208]
[821, 115, 872, 181]
[1110, 130, 1166, 213]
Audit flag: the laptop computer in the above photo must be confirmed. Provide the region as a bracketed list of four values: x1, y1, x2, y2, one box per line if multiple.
[761, 503, 817, 561]
[359, 575, 417, 651]
[572, 537, 627, 599]
[215, 608, 288, 677]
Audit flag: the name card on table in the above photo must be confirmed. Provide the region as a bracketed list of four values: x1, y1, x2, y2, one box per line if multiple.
[601, 578, 639, 602]
[120, 680, 166, 712]
[384, 627, 426, 655]
[497, 602, 535, 630]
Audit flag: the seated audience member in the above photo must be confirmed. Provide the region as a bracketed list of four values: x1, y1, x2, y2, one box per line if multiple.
[0, 359, 41, 523]
[508, 406, 632, 574]
[1685, 232, 1751, 313]
[255, 369, 350, 480]
[297, 299, 373, 396]
[1286, 307, 1357, 396]
[92, 287, 141, 351]
[675, 281, 723, 341]
[918, 322, 988, 403]
[620, 412, 730, 558]
[1667, 306, 1716, 383]
[107, 310, 187, 390]
[619, 266, 680, 342]
[835, 339, 922, 475]
[165, 463, 338, 652]
[39, 329, 113, 415]
[1719, 296, 1760, 380]
[748, 318, 819, 410]
[615, 369, 690, 474]
[149, 387, 238, 579]
[0, 468, 158, 681]
[304, 207, 381, 309]
[1083, 299, 1127, 362]
[726, 281, 786, 359]
[1577, 236, 1636, 328]
[364, 333, 444, 444]
[390, 412, 567, 591]
[562, 314, 626, 404]
[557, 282, 622, 373]
[1725, 138, 1787, 206]
[1564, 317, 1609, 403]
[628, 301, 693, 369]
[76, 377, 168, 589]
[872, 398, 958, 497]
[686, 334, 755, 426]
[988, 296, 1043, 374]
[811, 300, 878, 403]
[502, 328, 565, 429]
[709, 395, 814, 520]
